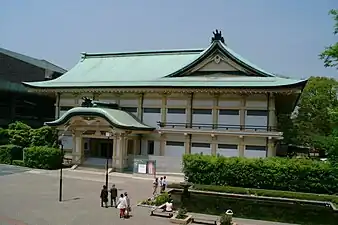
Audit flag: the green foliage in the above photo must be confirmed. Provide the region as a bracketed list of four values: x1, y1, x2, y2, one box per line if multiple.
[24, 146, 63, 169]
[176, 208, 187, 219]
[182, 154, 338, 194]
[0, 145, 12, 163]
[140, 192, 170, 206]
[8, 121, 32, 148]
[0, 128, 9, 145]
[0, 144, 23, 163]
[30, 126, 58, 148]
[320, 9, 338, 69]
[12, 160, 25, 167]
[168, 183, 338, 206]
[220, 213, 232, 225]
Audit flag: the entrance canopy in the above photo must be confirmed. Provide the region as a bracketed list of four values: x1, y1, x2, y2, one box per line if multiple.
[45, 99, 155, 132]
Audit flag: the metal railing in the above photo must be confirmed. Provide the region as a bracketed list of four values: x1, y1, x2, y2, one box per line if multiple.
[157, 121, 277, 132]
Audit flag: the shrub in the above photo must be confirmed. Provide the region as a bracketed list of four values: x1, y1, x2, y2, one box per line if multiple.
[0, 128, 9, 145]
[140, 192, 170, 206]
[167, 183, 338, 206]
[182, 154, 338, 194]
[30, 126, 58, 148]
[0, 144, 23, 164]
[12, 160, 25, 167]
[8, 122, 32, 147]
[24, 146, 63, 169]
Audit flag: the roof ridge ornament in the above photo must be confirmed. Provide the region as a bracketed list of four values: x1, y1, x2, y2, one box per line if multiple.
[211, 29, 225, 44]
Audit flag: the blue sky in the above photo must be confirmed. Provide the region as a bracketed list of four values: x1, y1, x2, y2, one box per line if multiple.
[1, 0, 337, 79]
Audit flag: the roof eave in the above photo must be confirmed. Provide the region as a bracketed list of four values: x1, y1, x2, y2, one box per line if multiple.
[45, 109, 155, 131]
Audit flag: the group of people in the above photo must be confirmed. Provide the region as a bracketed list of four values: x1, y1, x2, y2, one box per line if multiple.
[152, 176, 167, 196]
[100, 184, 131, 219]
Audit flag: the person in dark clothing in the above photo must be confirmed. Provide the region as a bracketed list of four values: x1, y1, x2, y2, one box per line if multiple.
[100, 185, 108, 208]
[110, 184, 118, 207]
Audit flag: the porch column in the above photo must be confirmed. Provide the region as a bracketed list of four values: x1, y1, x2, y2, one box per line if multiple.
[212, 94, 219, 129]
[123, 135, 128, 169]
[268, 94, 276, 130]
[185, 134, 191, 154]
[239, 136, 244, 157]
[267, 138, 276, 157]
[72, 131, 84, 164]
[161, 94, 167, 125]
[159, 134, 166, 156]
[113, 134, 125, 171]
[240, 95, 246, 130]
[211, 135, 217, 156]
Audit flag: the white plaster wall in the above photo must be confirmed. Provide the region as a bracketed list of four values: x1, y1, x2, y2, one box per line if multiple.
[166, 110, 187, 124]
[165, 142, 185, 157]
[141, 139, 147, 155]
[154, 141, 161, 156]
[246, 100, 268, 108]
[143, 112, 161, 127]
[245, 112, 268, 130]
[166, 99, 187, 106]
[218, 114, 240, 127]
[120, 99, 138, 106]
[218, 100, 241, 107]
[191, 145, 211, 155]
[143, 99, 162, 106]
[192, 112, 213, 126]
[140, 139, 161, 156]
[217, 144, 239, 157]
[60, 98, 75, 106]
[244, 149, 267, 158]
[193, 99, 213, 107]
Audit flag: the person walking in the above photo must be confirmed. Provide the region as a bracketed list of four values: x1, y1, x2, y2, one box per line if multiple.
[152, 177, 159, 196]
[162, 176, 167, 192]
[116, 193, 127, 218]
[159, 177, 164, 193]
[110, 184, 118, 207]
[124, 192, 131, 218]
[100, 185, 108, 208]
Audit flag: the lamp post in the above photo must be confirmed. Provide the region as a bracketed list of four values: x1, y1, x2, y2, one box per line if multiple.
[105, 132, 112, 188]
[58, 135, 64, 202]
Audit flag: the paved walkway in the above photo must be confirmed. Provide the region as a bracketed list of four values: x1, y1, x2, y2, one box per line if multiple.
[0, 164, 297, 225]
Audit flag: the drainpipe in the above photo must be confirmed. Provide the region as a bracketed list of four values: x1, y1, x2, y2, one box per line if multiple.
[188, 93, 194, 154]
[266, 93, 270, 157]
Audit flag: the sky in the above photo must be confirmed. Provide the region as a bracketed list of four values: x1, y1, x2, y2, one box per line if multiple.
[1, 0, 337, 79]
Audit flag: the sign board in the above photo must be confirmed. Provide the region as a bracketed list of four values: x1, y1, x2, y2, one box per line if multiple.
[133, 158, 156, 176]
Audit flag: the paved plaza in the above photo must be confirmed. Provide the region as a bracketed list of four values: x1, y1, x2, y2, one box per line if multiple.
[0, 165, 297, 225]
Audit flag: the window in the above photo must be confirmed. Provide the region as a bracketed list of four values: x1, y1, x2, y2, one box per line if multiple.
[246, 110, 268, 116]
[166, 141, 185, 146]
[147, 140, 155, 155]
[192, 109, 212, 115]
[219, 109, 239, 115]
[245, 145, 266, 151]
[122, 107, 137, 113]
[167, 108, 186, 114]
[218, 144, 238, 149]
[192, 142, 210, 148]
[143, 108, 161, 113]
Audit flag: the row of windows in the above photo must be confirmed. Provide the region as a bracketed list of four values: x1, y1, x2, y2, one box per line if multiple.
[60, 106, 267, 116]
[165, 141, 266, 151]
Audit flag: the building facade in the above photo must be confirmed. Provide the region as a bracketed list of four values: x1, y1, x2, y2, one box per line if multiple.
[23, 30, 307, 172]
[0, 47, 66, 128]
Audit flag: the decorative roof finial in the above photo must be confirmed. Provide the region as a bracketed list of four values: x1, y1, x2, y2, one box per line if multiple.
[211, 29, 225, 44]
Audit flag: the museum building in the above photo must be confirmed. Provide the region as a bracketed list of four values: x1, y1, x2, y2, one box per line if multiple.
[23, 30, 307, 172]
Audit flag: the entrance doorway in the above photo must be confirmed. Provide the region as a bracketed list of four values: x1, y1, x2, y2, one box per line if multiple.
[89, 139, 114, 158]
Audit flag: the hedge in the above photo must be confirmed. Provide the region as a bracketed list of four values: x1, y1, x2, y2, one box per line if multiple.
[182, 154, 338, 194]
[0, 145, 23, 164]
[12, 160, 25, 167]
[167, 183, 338, 207]
[24, 146, 63, 170]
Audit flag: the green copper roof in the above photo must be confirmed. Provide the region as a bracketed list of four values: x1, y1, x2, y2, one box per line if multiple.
[45, 107, 155, 131]
[27, 76, 306, 88]
[23, 33, 306, 89]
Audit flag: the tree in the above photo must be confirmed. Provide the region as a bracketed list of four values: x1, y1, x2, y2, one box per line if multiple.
[292, 77, 338, 147]
[319, 9, 338, 69]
